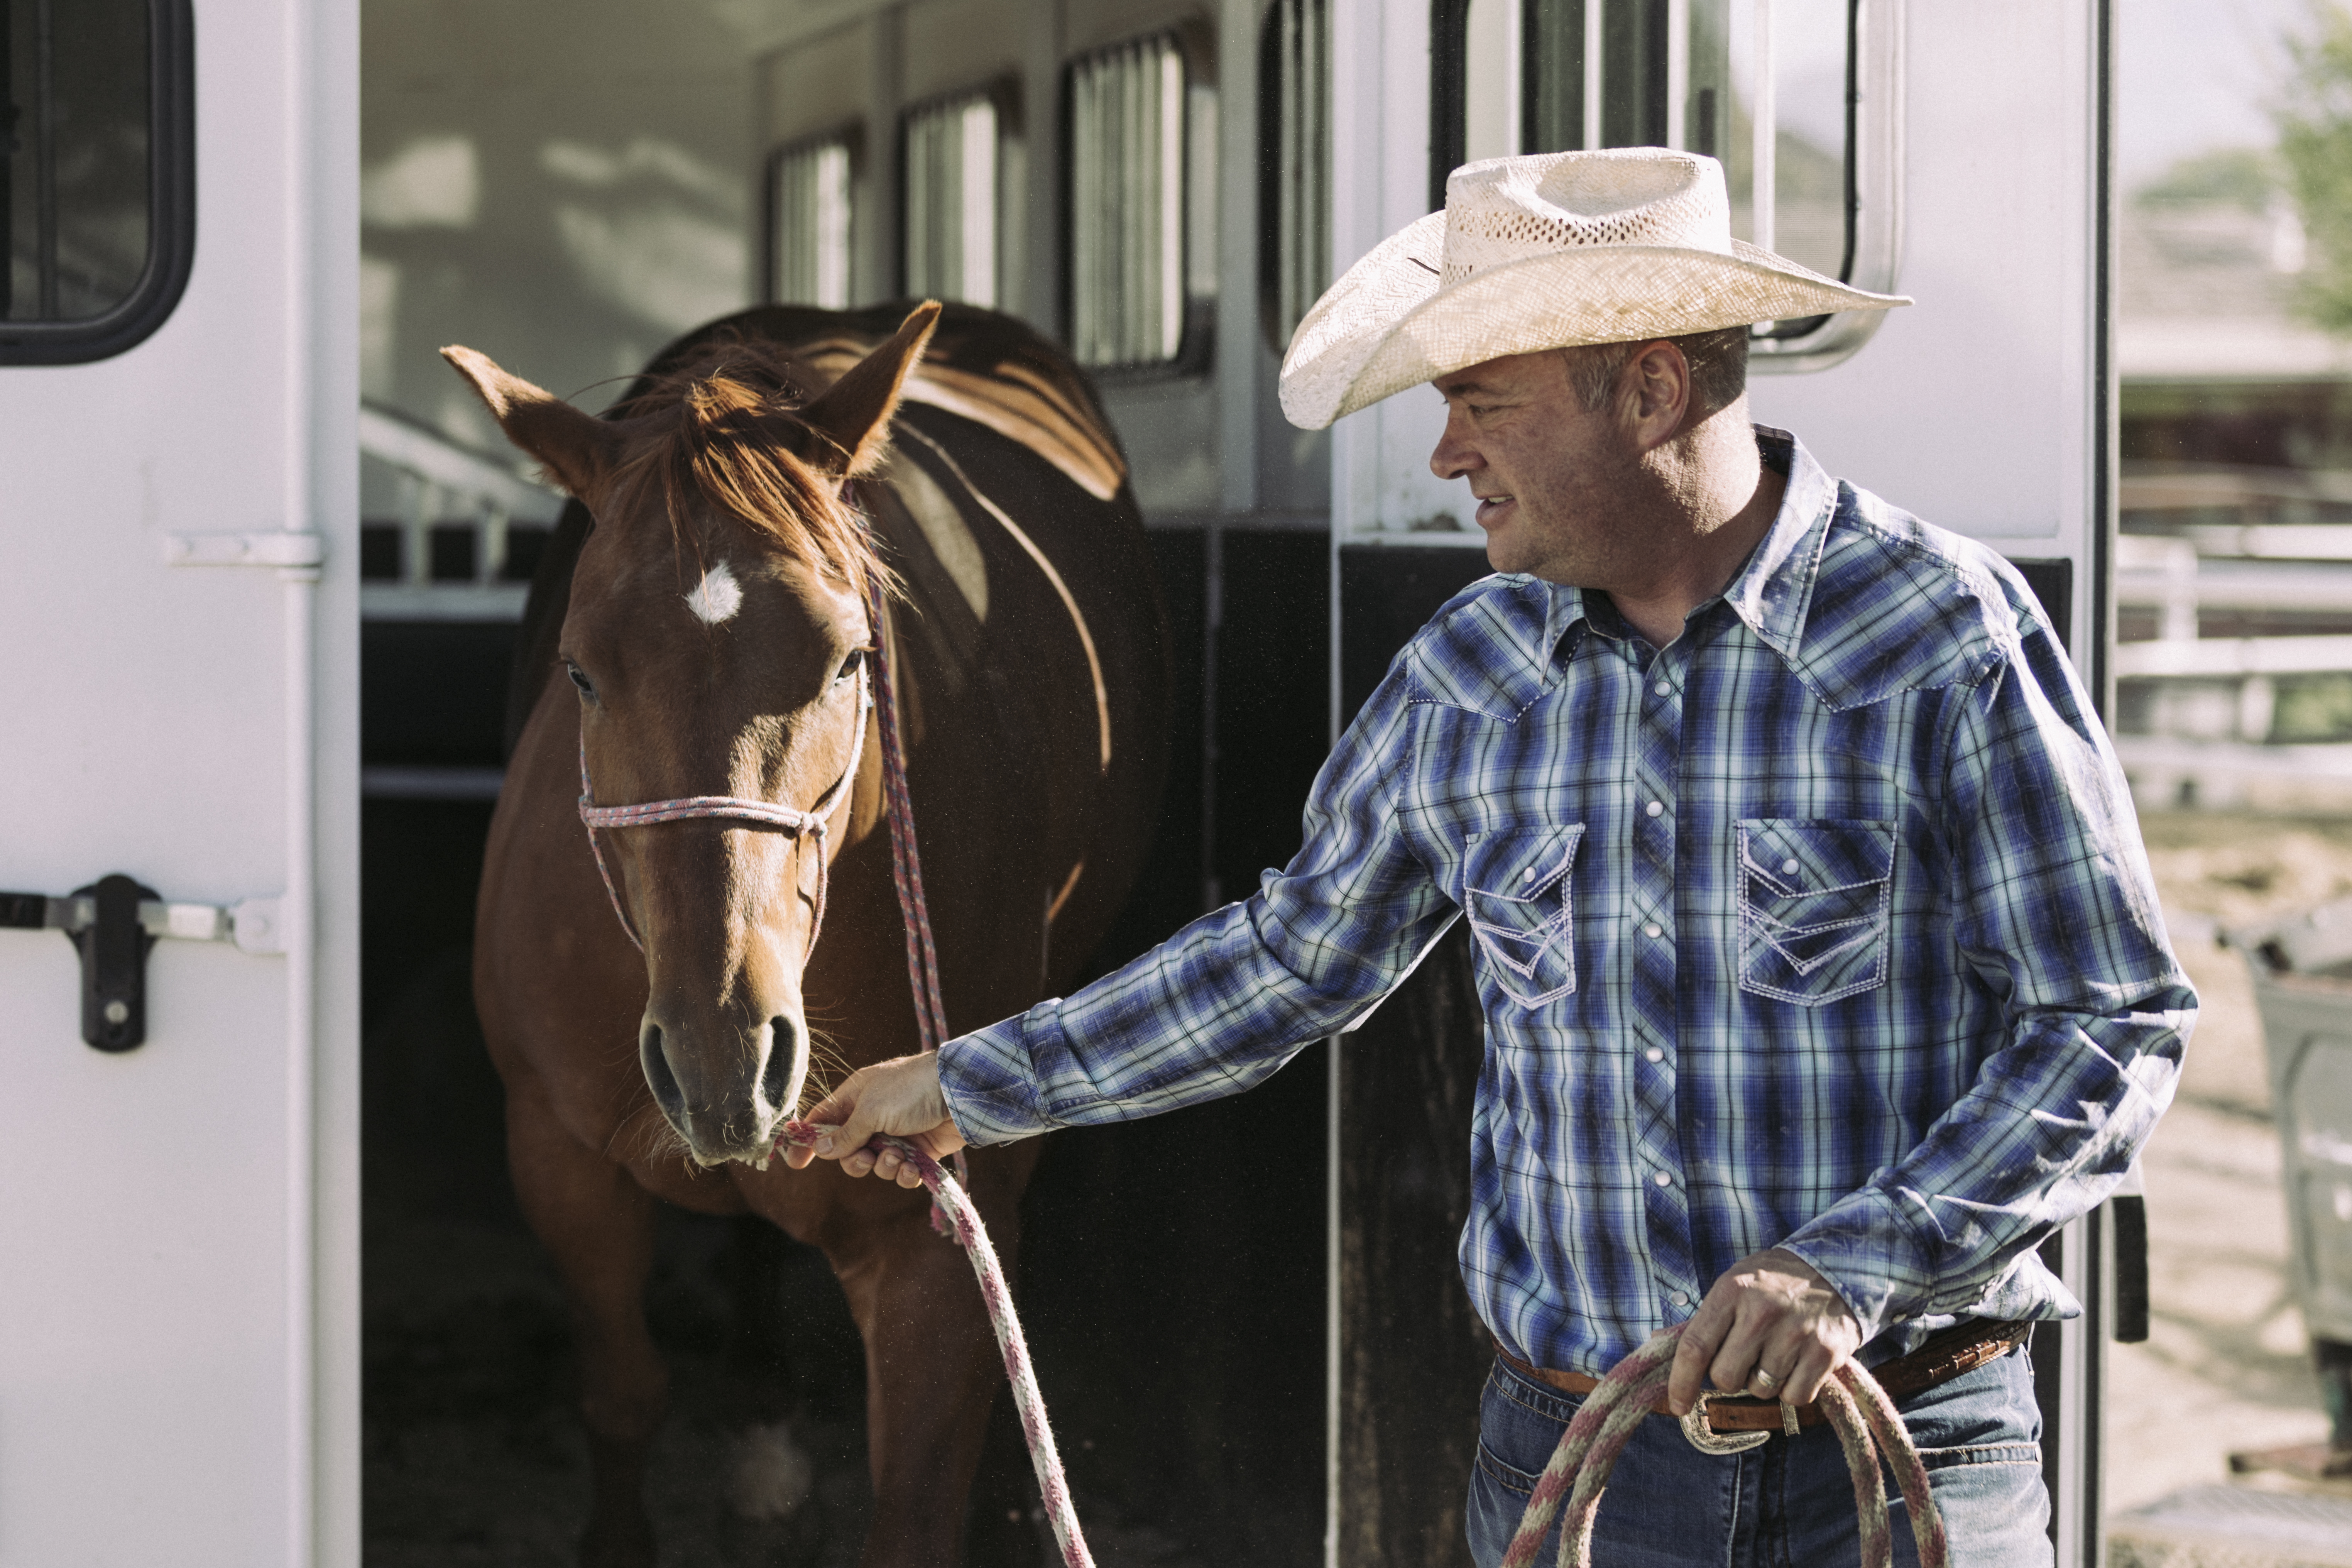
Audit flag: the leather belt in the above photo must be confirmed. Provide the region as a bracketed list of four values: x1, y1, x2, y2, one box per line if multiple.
[1495, 1318, 2032, 1437]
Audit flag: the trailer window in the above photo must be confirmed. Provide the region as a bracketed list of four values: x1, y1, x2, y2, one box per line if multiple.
[768, 132, 856, 311]
[1260, 0, 1329, 351]
[901, 86, 1021, 310]
[1064, 30, 1216, 372]
[0, 0, 191, 364]
[1434, 0, 1898, 367]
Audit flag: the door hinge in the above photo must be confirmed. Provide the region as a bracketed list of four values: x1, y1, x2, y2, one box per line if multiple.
[162, 531, 324, 569]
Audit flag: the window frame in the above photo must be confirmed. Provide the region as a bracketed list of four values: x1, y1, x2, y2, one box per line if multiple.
[896, 77, 1022, 310]
[762, 124, 862, 311]
[1426, 0, 1903, 374]
[1258, 0, 1330, 355]
[1059, 23, 1218, 382]
[0, 0, 195, 366]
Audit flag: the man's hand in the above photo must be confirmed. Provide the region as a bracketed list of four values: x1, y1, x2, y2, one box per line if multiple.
[781, 1052, 967, 1188]
[1666, 1248, 1861, 1414]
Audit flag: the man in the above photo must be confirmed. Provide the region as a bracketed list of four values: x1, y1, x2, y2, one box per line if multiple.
[791, 149, 2191, 1564]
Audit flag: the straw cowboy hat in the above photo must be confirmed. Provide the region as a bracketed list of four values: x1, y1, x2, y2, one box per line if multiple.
[1278, 147, 1911, 430]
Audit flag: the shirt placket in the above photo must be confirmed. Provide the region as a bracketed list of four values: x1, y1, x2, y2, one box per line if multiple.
[1627, 636, 1697, 1314]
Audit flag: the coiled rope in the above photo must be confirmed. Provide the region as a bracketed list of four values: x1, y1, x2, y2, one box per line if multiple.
[1498, 1321, 1951, 1568]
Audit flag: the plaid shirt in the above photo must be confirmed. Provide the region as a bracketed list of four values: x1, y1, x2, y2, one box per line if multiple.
[939, 429, 2191, 1375]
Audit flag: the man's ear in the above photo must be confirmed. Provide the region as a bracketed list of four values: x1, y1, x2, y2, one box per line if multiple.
[1625, 340, 1693, 443]
[440, 345, 624, 499]
[798, 301, 942, 477]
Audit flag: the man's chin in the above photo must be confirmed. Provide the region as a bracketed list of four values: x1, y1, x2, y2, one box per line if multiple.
[1481, 531, 1529, 576]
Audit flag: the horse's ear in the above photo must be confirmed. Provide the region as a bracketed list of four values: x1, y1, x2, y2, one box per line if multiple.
[798, 301, 941, 477]
[440, 345, 623, 499]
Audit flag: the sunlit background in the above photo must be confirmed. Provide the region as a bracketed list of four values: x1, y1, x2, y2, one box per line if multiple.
[2108, 0, 2352, 1531]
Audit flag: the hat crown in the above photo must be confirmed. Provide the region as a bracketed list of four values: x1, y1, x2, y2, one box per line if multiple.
[1439, 148, 1735, 286]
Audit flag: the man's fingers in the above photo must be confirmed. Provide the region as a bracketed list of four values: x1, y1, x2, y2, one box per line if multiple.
[1778, 1340, 1840, 1407]
[1706, 1312, 1770, 1395]
[1667, 1304, 1727, 1412]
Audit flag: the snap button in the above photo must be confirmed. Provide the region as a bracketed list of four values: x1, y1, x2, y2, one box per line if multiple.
[1654, 680, 1671, 697]
[1522, 867, 1534, 883]
[1653, 1170, 1671, 1187]
[1781, 858, 1799, 875]
[1644, 1047, 1664, 1063]
[1644, 922, 1663, 938]
[1670, 1290, 1690, 1307]
[1645, 801, 1664, 818]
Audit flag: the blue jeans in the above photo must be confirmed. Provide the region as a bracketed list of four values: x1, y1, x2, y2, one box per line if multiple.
[1465, 1343, 2050, 1568]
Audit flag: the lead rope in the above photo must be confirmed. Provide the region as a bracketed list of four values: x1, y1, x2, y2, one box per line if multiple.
[851, 501, 972, 1211]
[862, 571, 953, 1064]
[775, 1121, 1094, 1568]
[1498, 1322, 1950, 1568]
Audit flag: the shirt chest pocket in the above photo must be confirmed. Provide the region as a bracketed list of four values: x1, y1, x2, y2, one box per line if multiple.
[1463, 825, 1584, 1006]
[1737, 818, 1897, 1005]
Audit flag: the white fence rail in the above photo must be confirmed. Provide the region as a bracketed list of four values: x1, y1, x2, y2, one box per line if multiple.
[2112, 527, 2352, 809]
[358, 402, 563, 622]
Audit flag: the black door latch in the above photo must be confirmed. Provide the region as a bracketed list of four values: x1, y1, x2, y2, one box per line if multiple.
[1, 877, 282, 1051]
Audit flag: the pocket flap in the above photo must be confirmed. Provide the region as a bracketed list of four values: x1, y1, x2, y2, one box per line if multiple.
[1462, 825, 1585, 1005]
[1464, 825, 1584, 940]
[1739, 819, 1895, 899]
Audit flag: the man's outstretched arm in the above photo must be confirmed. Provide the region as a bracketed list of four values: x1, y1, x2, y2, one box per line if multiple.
[797, 660, 1457, 1177]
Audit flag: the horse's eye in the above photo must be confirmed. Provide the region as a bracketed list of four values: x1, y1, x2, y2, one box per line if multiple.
[566, 663, 596, 699]
[835, 648, 866, 684]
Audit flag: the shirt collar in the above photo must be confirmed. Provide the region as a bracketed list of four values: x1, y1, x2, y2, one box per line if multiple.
[1718, 426, 1838, 665]
[1538, 425, 1837, 668]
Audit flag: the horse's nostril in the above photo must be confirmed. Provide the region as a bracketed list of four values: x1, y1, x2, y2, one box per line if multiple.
[639, 1021, 686, 1119]
[759, 1015, 804, 1115]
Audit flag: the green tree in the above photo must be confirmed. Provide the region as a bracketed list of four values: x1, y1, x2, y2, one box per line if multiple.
[2137, 147, 2282, 213]
[2278, 1, 2352, 331]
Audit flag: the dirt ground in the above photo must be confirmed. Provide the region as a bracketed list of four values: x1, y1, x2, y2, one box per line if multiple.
[2106, 812, 2351, 1515]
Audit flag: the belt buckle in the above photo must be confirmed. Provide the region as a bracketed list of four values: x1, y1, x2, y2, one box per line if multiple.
[1679, 1391, 1770, 1455]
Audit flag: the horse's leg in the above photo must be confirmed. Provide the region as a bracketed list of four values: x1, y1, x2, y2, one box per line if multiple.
[826, 1196, 1015, 1568]
[507, 1081, 668, 1568]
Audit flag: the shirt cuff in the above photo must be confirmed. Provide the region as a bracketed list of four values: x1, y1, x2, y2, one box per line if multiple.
[1774, 1186, 1935, 1345]
[936, 1004, 1062, 1147]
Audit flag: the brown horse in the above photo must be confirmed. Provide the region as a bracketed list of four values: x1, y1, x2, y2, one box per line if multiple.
[446, 300, 1167, 1566]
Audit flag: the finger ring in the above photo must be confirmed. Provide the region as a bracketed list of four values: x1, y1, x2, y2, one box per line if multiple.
[1750, 1368, 1781, 1394]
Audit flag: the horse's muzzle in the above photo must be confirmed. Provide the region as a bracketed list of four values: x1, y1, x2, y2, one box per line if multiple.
[639, 1011, 807, 1164]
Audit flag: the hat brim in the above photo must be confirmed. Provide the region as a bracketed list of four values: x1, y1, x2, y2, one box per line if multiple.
[1277, 212, 1912, 429]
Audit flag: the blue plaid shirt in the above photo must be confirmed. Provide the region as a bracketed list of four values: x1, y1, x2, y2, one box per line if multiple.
[939, 429, 2191, 1375]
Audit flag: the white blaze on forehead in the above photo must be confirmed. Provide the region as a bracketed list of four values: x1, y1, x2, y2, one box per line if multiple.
[686, 560, 744, 624]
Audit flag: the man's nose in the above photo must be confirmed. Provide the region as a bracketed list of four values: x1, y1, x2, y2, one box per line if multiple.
[1429, 408, 1479, 480]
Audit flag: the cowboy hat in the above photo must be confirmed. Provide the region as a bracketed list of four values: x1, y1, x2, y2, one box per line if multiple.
[1277, 147, 1911, 430]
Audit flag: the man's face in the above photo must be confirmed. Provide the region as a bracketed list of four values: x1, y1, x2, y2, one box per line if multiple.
[1429, 349, 1647, 586]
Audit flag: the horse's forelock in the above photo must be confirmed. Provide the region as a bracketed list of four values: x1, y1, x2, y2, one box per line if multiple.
[612, 339, 890, 606]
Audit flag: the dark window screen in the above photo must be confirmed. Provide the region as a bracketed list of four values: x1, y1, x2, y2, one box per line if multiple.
[0, 0, 191, 362]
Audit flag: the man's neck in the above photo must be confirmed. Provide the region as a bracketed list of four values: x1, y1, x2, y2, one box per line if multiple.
[1601, 423, 1785, 648]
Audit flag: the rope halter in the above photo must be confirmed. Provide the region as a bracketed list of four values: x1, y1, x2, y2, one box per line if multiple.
[577, 658, 872, 955]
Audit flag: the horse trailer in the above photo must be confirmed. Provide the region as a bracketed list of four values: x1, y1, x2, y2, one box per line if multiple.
[0, 0, 2130, 1564]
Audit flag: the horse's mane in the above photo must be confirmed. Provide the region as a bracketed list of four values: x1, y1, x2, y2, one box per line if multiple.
[604, 335, 888, 599]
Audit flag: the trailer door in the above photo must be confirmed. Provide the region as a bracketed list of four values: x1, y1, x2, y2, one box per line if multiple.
[1326, 2, 2120, 1563]
[0, 2, 358, 1564]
